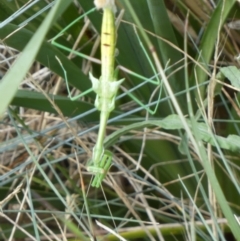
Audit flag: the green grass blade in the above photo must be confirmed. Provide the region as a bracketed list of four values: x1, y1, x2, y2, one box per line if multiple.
[147, 0, 184, 90]
[11, 90, 97, 119]
[0, 0, 70, 116]
[194, 0, 235, 99]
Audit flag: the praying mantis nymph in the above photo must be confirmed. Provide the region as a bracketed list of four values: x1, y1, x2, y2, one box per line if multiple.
[86, 0, 124, 187]
[52, 0, 162, 188]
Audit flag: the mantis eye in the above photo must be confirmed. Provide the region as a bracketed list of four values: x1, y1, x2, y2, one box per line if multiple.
[94, 0, 117, 13]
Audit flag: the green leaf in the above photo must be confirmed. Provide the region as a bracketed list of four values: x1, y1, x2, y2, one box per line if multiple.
[217, 66, 240, 89]
[104, 114, 240, 152]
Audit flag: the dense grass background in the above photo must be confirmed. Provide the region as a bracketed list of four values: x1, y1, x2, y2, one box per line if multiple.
[1, 0, 240, 240]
